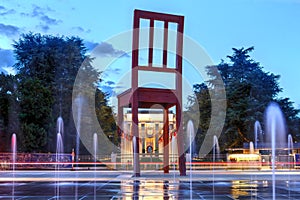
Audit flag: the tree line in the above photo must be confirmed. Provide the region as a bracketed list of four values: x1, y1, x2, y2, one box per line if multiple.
[0, 33, 298, 155]
[0, 33, 117, 153]
[186, 47, 300, 154]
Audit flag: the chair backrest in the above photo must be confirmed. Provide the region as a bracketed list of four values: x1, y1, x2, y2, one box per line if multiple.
[131, 10, 184, 91]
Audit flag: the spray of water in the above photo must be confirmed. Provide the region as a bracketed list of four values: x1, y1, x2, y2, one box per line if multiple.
[75, 96, 83, 164]
[11, 133, 17, 200]
[56, 117, 64, 137]
[74, 95, 84, 199]
[212, 135, 219, 200]
[187, 120, 195, 156]
[93, 133, 98, 200]
[288, 134, 294, 172]
[288, 134, 293, 154]
[187, 120, 194, 199]
[133, 136, 139, 177]
[55, 132, 63, 198]
[171, 135, 176, 181]
[213, 136, 220, 161]
[265, 102, 287, 200]
[254, 121, 263, 148]
[249, 141, 254, 154]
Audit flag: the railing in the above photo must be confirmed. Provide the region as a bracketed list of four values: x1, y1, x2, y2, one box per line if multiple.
[0, 152, 72, 170]
[0, 153, 115, 170]
[0, 153, 298, 171]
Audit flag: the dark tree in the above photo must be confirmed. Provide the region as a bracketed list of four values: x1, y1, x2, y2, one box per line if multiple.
[13, 33, 117, 153]
[17, 78, 53, 152]
[95, 89, 118, 145]
[0, 74, 20, 151]
[189, 47, 299, 151]
[185, 83, 211, 154]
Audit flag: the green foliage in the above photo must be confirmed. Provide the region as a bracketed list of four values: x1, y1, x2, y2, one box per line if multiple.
[12, 33, 106, 152]
[185, 83, 211, 153]
[18, 78, 53, 123]
[22, 123, 47, 152]
[276, 98, 300, 139]
[189, 47, 299, 151]
[17, 78, 53, 152]
[0, 74, 11, 129]
[0, 74, 20, 151]
[95, 89, 118, 145]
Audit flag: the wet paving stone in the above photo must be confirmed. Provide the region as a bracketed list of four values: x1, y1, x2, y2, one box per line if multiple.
[1, 170, 300, 199]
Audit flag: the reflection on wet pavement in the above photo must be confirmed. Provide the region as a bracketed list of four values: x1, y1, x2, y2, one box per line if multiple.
[1, 171, 300, 199]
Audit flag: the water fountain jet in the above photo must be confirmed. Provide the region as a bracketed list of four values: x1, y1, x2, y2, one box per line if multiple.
[249, 141, 254, 154]
[254, 121, 263, 148]
[133, 136, 139, 177]
[93, 133, 98, 200]
[74, 96, 84, 166]
[74, 95, 84, 199]
[213, 135, 220, 161]
[288, 134, 293, 155]
[288, 134, 294, 170]
[186, 120, 194, 199]
[55, 132, 63, 198]
[212, 135, 220, 200]
[56, 116, 64, 137]
[265, 102, 287, 200]
[11, 133, 17, 200]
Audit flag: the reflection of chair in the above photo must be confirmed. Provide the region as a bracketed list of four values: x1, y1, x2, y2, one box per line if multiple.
[117, 9, 186, 176]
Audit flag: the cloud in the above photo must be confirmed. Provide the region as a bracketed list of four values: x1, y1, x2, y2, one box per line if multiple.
[110, 68, 121, 74]
[102, 68, 122, 78]
[21, 4, 61, 31]
[85, 41, 129, 58]
[0, 23, 20, 37]
[0, 49, 15, 73]
[45, 6, 55, 13]
[99, 84, 122, 97]
[84, 41, 98, 51]
[99, 82, 125, 97]
[31, 5, 61, 25]
[106, 81, 115, 85]
[40, 15, 61, 25]
[1, 67, 16, 75]
[31, 5, 44, 17]
[36, 23, 50, 32]
[0, 6, 16, 16]
[72, 26, 91, 33]
[0, 49, 14, 66]
[100, 85, 115, 97]
[93, 42, 128, 57]
[30, 4, 55, 17]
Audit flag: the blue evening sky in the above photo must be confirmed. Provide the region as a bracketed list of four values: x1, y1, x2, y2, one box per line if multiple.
[0, 0, 299, 108]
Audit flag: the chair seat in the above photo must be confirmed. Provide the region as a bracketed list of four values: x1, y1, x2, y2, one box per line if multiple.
[118, 87, 178, 108]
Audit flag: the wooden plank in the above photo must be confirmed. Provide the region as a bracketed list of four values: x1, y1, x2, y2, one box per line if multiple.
[132, 91, 140, 177]
[132, 12, 139, 92]
[135, 9, 183, 23]
[163, 22, 168, 68]
[137, 88, 178, 104]
[137, 66, 177, 73]
[117, 89, 132, 107]
[163, 107, 169, 173]
[148, 19, 154, 66]
[117, 103, 123, 138]
[176, 103, 186, 176]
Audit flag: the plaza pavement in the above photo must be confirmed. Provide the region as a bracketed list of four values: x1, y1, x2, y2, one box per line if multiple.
[0, 169, 300, 199]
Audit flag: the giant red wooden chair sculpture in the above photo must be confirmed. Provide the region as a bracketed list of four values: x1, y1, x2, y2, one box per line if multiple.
[117, 10, 186, 176]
